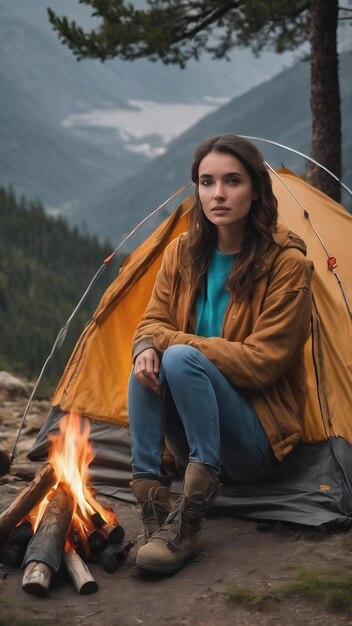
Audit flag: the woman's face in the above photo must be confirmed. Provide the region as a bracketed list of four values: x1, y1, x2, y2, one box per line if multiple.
[198, 151, 257, 230]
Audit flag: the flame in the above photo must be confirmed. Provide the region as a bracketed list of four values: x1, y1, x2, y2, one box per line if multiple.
[49, 412, 95, 523]
[28, 411, 118, 551]
[28, 487, 55, 534]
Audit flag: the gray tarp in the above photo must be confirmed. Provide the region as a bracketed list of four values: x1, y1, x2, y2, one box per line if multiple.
[28, 406, 352, 530]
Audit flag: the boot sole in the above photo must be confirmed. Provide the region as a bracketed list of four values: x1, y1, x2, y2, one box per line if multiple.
[136, 550, 198, 576]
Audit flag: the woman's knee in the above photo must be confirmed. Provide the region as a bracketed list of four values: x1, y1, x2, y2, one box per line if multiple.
[162, 344, 202, 376]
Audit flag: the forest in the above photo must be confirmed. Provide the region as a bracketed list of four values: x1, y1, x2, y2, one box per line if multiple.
[0, 186, 119, 391]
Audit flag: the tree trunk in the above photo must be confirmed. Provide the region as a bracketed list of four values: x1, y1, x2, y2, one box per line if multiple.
[308, 0, 341, 201]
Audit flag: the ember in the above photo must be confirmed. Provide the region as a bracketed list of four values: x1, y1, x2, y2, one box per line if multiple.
[0, 412, 132, 596]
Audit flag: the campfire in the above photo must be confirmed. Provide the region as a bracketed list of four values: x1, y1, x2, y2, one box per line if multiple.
[0, 412, 132, 596]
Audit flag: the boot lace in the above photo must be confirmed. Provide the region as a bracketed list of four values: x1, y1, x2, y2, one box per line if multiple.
[152, 492, 209, 552]
[141, 497, 170, 541]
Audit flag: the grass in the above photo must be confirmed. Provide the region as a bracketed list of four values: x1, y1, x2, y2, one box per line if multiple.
[226, 565, 352, 613]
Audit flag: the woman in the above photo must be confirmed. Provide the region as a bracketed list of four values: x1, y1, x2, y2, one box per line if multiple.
[128, 134, 313, 575]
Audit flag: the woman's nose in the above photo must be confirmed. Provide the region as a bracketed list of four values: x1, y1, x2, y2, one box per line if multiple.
[214, 182, 225, 200]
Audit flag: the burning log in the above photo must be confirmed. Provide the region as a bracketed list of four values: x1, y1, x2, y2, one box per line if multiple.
[102, 522, 125, 545]
[0, 520, 33, 568]
[69, 526, 87, 561]
[0, 464, 56, 544]
[0, 413, 130, 597]
[91, 512, 125, 545]
[87, 528, 107, 554]
[22, 483, 74, 595]
[64, 550, 98, 594]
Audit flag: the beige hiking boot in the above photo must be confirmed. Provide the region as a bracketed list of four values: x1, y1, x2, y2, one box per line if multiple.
[130, 479, 172, 543]
[135, 462, 220, 575]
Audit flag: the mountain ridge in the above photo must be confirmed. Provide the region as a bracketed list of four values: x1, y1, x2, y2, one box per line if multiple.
[0, 0, 295, 213]
[73, 49, 351, 245]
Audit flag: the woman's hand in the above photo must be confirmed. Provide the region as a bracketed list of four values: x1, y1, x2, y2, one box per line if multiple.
[134, 348, 160, 393]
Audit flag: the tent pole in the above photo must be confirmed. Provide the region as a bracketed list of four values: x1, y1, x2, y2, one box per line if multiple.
[239, 135, 352, 200]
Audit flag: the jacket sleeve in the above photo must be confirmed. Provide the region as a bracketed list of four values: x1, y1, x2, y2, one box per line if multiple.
[132, 238, 181, 360]
[152, 250, 313, 391]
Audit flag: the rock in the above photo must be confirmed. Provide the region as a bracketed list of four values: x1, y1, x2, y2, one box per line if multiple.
[10, 462, 43, 482]
[0, 372, 29, 401]
[0, 446, 11, 477]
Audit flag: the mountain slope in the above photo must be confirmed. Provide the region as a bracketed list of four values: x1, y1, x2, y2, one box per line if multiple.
[0, 187, 118, 384]
[0, 3, 148, 211]
[78, 50, 352, 245]
[0, 0, 295, 214]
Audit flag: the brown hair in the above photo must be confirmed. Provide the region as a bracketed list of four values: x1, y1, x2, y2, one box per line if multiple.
[189, 134, 278, 300]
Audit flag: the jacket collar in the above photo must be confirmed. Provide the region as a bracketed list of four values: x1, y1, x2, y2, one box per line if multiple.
[251, 224, 307, 280]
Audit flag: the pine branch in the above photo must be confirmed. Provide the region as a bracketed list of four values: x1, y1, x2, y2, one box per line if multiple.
[47, 1, 311, 64]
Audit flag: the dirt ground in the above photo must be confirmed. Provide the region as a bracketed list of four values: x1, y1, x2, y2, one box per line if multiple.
[2, 486, 352, 626]
[1, 390, 352, 626]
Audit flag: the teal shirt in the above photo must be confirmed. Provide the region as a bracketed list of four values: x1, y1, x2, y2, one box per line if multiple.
[195, 248, 237, 337]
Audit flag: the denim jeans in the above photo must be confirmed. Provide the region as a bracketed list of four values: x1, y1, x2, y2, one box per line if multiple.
[128, 344, 274, 481]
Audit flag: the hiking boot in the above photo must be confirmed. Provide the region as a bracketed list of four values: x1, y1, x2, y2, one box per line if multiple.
[130, 479, 172, 543]
[135, 462, 220, 575]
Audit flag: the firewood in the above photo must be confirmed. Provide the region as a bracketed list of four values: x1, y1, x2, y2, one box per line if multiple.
[0, 464, 56, 544]
[98, 541, 134, 573]
[102, 522, 125, 545]
[69, 526, 88, 561]
[87, 528, 107, 554]
[63, 549, 98, 594]
[0, 520, 33, 567]
[22, 483, 74, 575]
[90, 512, 125, 545]
[22, 560, 52, 596]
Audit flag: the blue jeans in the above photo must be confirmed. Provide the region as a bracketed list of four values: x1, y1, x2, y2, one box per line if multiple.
[128, 345, 274, 481]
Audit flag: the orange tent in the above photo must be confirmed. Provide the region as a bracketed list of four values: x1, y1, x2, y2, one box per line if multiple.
[30, 170, 352, 528]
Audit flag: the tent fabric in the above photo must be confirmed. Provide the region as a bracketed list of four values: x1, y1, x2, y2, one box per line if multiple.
[269, 170, 352, 444]
[51, 198, 192, 428]
[215, 437, 352, 529]
[28, 169, 352, 529]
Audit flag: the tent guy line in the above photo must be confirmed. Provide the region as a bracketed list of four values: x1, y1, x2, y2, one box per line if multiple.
[10, 141, 351, 463]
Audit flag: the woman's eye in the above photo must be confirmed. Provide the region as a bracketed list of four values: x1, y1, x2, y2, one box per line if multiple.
[227, 177, 240, 185]
[200, 179, 212, 186]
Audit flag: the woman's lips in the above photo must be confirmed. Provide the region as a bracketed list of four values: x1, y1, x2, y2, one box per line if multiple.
[211, 206, 230, 213]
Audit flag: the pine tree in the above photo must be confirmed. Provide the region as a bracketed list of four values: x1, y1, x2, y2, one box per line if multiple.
[0, 186, 119, 389]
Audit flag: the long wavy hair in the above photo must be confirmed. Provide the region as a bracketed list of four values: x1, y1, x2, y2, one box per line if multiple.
[189, 134, 278, 300]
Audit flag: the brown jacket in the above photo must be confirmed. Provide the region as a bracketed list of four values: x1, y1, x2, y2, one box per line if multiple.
[132, 225, 314, 461]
